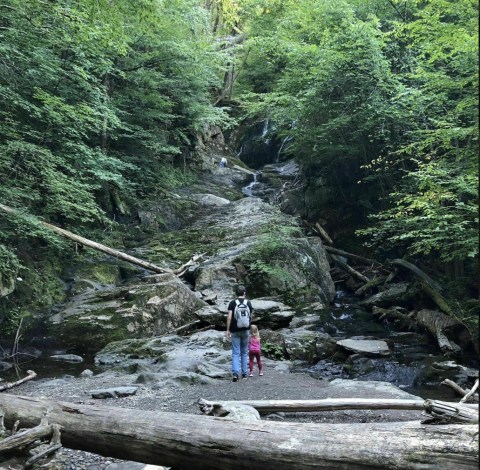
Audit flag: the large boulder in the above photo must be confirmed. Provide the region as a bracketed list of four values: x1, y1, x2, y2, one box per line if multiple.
[49, 273, 206, 353]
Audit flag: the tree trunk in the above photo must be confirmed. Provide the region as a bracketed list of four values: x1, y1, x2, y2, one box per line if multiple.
[198, 397, 478, 414]
[0, 394, 478, 470]
[0, 204, 172, 275]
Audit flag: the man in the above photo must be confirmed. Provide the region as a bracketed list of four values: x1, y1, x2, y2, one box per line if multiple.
[226, 285, 254, 382]
[219, 156, 227, 168]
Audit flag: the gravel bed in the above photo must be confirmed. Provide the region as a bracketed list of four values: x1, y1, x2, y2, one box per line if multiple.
[4, 366, 424, 469]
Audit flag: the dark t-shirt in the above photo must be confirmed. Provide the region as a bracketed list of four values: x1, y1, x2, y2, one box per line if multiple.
[228, 297, 254, 332]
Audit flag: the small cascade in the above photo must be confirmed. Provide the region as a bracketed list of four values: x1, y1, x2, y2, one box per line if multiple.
[275, 135, 292, 163]
[242, 171, 261, 197]
[261, 119, 269, 139]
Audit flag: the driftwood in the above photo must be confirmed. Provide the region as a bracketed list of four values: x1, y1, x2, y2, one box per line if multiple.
[0, 370, 37, 392]
[313, 222, 333, 245]
[0, 394, 478, 469]
[174, 252, 206, 276]
[0, 203, 172, 275]
[461, 379, 479, 403]
[331, 254, 370, 284]
[423, 399, 478, 424]
[420, 281, 453, 315]
[389, 259, 453, 315]
[0, 420, 59, 453]
[442, 379, 479, 403]
[198, 397, 478, 415]
[372, 306, 417, 329]
[355, 276, 386, 296]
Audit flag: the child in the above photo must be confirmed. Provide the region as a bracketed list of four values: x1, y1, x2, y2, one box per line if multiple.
[248, 324, 263, 377]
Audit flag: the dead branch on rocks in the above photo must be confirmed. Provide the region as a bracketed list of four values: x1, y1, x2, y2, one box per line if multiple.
[0, 203, 173, 275]
[198, 397, 478, 416]
[313, 222, 334, 245]
[174, 252, 206, 276]
[372, 306, 417, 329]
[331, 254, 370, 284]
[442, 379, 479, 403]
[461, 379, 479, 403]
[416, 309, 464, 353]
[390, 259, 442, 291]
[0, 370, 37, 392]
[355, 277, 386, 296]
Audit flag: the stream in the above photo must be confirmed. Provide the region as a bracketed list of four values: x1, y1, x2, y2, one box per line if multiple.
[240, 161, 477, 401]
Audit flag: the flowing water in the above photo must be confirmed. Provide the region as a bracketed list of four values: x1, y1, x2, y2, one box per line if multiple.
[242, 163, 477, 400]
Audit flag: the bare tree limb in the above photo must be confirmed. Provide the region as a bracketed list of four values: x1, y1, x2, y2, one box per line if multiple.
[0, 370, 37, 392]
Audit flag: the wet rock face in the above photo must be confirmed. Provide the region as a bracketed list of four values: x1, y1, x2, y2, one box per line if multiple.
[190, 197, 335, 305]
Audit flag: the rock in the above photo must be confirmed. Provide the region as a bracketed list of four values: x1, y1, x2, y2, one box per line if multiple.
[49, 273, 206, 353]
[336, 339, 390, 356]
[80, 369, 94, 378]
[315, 333, 337, 359]
[90, 386, 138, 399]
[0, 361, 13, 372]
[284, 328, 319, 362]
[358, 283, 417, 309]
[50, 354, 84, 363]
[190, 194, 231, 206]
[289, 314, 323, 330]
[326, 379, 422, 400]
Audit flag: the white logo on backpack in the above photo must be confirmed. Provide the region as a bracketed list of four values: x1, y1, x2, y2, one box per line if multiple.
[234, 299, 251, 328]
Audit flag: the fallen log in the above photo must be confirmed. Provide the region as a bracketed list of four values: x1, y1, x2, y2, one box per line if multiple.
[313, 222, 333, 245]
[0, 421, 55, 453]
[390, 259, 442, 291]
[423, 399, 478, 424]
[198, 397, 478, 414]
[0, 370, 37, 392]
[331, 254, 370, 284]
[416, 309, 464, 353]
[325, 246, 377, 265]
[372, 306, 417, 329]
[354, 276, 386, 296]
[0, 203, 172, 275]
[0, 394, 478, 469]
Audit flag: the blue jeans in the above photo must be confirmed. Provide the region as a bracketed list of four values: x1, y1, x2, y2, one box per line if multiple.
[231, 330, 249, 377]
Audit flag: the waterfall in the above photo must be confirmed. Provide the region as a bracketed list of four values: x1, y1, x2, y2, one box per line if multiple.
[276, 135, 292, 163]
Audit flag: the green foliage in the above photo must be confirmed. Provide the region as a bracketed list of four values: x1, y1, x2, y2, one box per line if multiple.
[236, 0, 478, 269]
[0, 245, 20, 281]
[244, 218, 301, 290]
[262, 341, 287, 360]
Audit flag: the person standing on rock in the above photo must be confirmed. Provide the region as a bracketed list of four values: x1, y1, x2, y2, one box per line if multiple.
[226, 285, 253, 382]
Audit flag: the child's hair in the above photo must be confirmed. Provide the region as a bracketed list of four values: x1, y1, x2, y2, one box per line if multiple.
[250, 324, 260, 337]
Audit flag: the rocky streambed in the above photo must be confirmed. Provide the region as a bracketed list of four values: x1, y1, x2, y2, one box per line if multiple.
[1, 161, 478, 469]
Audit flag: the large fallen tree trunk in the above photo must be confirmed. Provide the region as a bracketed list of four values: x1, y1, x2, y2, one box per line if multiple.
[0, 203, 172, 275]
[0, 394, 477, 469]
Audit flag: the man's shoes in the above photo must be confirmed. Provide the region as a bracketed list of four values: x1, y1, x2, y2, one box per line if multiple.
[259, 371, 264, 376]
[242, 374, 248, 380]
[232, 374, 238, 382]
[249, 372, 253, 377]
